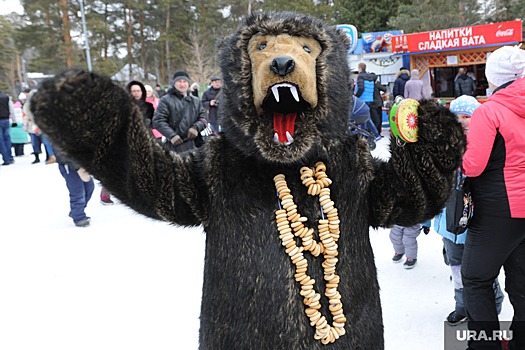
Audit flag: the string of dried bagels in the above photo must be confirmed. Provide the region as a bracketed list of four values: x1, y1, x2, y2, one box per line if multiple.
[273, 161, 346, 345]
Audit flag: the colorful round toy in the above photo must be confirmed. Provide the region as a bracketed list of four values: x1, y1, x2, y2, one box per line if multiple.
[389, 98, 419, 143]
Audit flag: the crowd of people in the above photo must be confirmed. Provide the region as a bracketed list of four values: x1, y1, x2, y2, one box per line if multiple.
[356, 46, 525, 350]
[2, 71, 222, 227]
[2, 44, 525, 349]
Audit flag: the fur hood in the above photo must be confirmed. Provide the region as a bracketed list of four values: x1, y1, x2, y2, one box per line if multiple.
[126, 80, 147, 101]
[395, 69, 410, 79]
[218, 12, 352, 164]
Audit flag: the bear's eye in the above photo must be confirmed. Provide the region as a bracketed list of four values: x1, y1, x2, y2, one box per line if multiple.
[303, 45, 311, 53]
[258, 43, 267, 50]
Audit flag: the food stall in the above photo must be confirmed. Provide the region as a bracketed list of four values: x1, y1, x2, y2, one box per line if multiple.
[391, 20, 523, 103]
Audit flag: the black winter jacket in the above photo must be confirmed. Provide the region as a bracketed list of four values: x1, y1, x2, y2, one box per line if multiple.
[152, 89, 208, 151]
[393, 72, 410, 98]
[454, 75, 476, 97]
[201, 87, 221, 124]
[0, 93, 12, 119]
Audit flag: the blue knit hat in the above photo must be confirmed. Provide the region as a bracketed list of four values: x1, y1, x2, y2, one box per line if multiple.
[450, 95, 480, 117]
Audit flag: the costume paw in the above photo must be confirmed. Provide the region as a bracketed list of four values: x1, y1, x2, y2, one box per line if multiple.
[413, 99, 466, 171]
[30, 70, 135, 164]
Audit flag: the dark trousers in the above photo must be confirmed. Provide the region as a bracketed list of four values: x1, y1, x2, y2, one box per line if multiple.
[462, 214, 525, 350]
[58, 164, 94, 224]
[0, 119, 13, 163]
[370, 105, 382, 133]
[30, 133, 55, 157]
[13, 143, 25, 156]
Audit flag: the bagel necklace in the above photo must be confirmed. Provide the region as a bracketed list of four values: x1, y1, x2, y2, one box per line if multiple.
[273, 161, 346, 345]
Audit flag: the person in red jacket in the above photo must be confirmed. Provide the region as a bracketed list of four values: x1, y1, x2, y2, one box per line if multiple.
[461, 45, 525, 350]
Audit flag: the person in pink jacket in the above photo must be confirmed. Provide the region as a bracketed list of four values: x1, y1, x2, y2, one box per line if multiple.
[461, 45, 525, 350]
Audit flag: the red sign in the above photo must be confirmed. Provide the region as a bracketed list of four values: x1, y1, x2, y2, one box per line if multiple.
[392, 20, 522, 53]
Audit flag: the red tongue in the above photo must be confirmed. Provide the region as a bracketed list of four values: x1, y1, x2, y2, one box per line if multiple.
[273, 112, 297, 143]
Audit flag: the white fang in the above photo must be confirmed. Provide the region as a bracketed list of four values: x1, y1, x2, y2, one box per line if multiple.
[285, 131, 295, 145]
[270, 83, 299, 103]
[290, 86, 299, 102]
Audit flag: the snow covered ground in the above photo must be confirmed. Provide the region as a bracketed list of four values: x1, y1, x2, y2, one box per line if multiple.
[0, 139, 513, 350]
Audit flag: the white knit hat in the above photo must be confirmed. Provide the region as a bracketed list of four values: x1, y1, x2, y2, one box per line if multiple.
[485, 46, 525, 87]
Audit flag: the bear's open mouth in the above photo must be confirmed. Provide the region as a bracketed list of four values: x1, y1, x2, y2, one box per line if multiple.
[262, 83, 310, 145]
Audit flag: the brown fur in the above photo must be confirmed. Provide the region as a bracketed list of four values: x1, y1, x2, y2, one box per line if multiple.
[249, 34, 321, 112]
[30, 12, 465, 349]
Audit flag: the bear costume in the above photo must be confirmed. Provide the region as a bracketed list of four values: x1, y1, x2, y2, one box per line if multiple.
[30, 12, 464, 350]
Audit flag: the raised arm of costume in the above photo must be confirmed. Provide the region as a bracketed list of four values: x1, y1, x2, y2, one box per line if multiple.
[368, 99, 465, 227]
[30, 70, 205, 226]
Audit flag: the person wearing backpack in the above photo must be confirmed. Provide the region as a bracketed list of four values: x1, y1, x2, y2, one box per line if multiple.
[354, 64, 382, 141]
[461, 46, 525, 350]
[431, 95, 505, 326]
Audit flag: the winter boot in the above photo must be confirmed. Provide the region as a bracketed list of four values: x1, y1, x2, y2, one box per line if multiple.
[75, 217, 91, 227]
[392, 253, 404, 263]
[100, 191, 114, 205]
[403, 258, 417, 269]
[446, 311, 467, 326]
[45, 155, 56, 164]
[32, 153, 40, 164]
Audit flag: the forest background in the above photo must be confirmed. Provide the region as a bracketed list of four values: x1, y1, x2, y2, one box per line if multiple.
[0, 0, 524, 96]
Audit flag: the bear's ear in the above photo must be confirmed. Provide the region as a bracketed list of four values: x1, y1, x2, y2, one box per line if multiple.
[333, 26, 351, 52]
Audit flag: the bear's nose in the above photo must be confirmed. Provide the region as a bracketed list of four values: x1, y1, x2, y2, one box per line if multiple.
[270, 56, 295, 76]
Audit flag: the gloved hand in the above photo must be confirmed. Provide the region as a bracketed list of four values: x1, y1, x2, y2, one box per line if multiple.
[11, 123, 18, 127]
[170, 135, 183, 145]
[187, 127, 199, 140]
[422, 226, 430, 235]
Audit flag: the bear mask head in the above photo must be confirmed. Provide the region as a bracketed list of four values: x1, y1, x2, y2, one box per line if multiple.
[219, 12, 352, 164]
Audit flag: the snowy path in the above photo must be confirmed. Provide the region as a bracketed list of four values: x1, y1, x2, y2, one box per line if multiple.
[0, 141, 512, 349]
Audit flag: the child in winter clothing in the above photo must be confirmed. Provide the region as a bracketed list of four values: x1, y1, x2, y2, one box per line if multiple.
[10, 97, 29, 156]
[433, 95, 504, 325]
[389, 221, 430, 269]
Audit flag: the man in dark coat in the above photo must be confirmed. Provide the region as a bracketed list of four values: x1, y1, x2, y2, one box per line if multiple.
[454, 68, 477, 97]
[153, 71, 208, 153]
[30, 12, 465, 349]
[201, 76, 222, 134]
[393, 67, 410, 98]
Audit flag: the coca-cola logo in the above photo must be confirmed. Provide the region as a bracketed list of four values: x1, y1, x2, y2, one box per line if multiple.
[496, 29, 514, 37]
